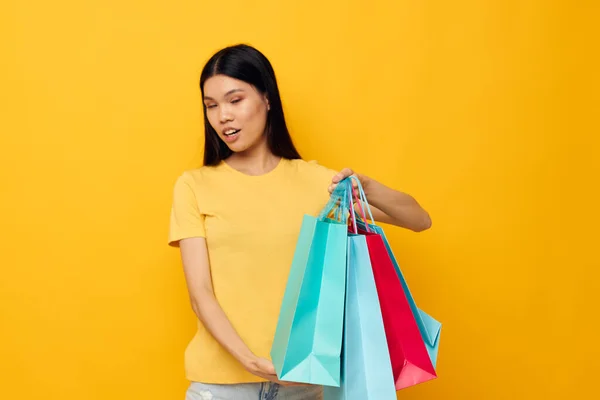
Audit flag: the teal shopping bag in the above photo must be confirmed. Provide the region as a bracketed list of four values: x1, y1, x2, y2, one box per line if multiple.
[352, 177, 441, 368]
[271, 181, 352, 386]
[324, 233, 397, 400]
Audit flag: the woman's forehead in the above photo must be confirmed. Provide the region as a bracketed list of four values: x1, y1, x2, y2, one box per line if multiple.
[203, 75, 254, 96]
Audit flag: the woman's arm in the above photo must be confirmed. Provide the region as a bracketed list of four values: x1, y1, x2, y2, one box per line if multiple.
[178, 237, 280, 382]
[329, 168, 432, 232]
[358, 174, 432, 232]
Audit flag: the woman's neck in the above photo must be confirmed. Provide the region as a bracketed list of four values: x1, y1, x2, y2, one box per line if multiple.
[225, 143, 281, 176]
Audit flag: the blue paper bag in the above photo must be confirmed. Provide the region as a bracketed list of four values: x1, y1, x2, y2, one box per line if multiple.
[271, 182, 351, 386]
[353, 181, 441, 369]
[324, 234, 397, 400]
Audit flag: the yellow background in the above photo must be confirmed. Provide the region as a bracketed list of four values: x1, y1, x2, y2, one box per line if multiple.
[1, 1, 598, 399]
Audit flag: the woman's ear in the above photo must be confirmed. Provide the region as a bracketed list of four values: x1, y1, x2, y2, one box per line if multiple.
[264, 95, 270, 110]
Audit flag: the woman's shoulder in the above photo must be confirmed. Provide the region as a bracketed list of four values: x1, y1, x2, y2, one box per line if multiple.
[173, 163, 227, 188]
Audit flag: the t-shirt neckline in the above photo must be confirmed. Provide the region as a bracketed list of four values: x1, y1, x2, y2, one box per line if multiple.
[221, 157, 285, 178]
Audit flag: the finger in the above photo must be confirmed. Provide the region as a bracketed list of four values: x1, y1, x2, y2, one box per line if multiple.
[267, 377, 305, 387]
[256, 359, 277, 375]
[262, 364, 276, 375]
[263, 374, 282, 384]
[331, 168, 353, 183]
[278, 380, 309, 387]
[256, 370, 279, 380]
[342, 168, 354, 178]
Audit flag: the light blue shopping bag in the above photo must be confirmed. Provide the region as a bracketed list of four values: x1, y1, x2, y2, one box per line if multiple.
[324, 233, 397, 400]
[271, 180, 352, 386]
[352, 176, 442, 368]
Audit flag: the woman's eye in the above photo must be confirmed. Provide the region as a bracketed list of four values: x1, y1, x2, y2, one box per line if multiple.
[231, 98, 242, 104]
[205, 104, 217, 109]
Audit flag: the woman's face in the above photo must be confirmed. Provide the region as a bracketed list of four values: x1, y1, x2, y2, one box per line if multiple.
[202, 74, 270, 154]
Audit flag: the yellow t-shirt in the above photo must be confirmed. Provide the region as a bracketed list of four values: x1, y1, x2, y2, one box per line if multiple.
[168, 158, 337, 384]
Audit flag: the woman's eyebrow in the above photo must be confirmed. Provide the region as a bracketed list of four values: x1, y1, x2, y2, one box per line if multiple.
[204, 88, 245, 101]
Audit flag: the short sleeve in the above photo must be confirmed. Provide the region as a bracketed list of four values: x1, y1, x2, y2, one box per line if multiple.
[168, 172, 206, 247]
[307, 159, 338, 185]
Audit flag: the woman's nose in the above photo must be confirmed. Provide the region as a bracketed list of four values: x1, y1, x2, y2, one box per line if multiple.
[219, 106, 233, 123]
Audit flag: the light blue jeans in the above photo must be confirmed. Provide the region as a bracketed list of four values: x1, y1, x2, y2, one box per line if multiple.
[185, 381, 323, 400]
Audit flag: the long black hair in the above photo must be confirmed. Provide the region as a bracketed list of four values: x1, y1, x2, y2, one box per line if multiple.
[199, 44, 301, 166]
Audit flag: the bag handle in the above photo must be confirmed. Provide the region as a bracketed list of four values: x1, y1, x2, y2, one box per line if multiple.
[348, 183, 358, 234]
[347, 183, 365, 234]
[317, 178, 352, 223]
[349, 175, 376, 229]
[317, 176, 374, 232]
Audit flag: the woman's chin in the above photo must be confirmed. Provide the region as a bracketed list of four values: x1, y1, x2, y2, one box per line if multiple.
[222, 133, 265, 154]
[226, 140, 243, 150]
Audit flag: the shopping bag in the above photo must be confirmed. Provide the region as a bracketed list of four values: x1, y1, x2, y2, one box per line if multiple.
[355, 219, 441, 368]
[349, 176, 437, 390]
[366, 233, 437, 389]
[324, 232, 397, 400]
[271, 181, 352, 386]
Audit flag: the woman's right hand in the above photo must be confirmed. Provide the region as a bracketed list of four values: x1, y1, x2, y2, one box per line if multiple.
[244, 356, 306, 387]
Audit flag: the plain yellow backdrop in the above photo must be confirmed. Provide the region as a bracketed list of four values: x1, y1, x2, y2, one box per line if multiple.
[1, 1, 598, 399]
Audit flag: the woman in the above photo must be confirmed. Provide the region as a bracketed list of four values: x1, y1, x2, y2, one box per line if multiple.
[169, 44, 431, 400]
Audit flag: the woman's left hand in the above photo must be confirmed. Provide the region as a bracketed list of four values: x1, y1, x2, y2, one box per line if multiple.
[328, 168, 365, 195]
[327, 168, 432, 232]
